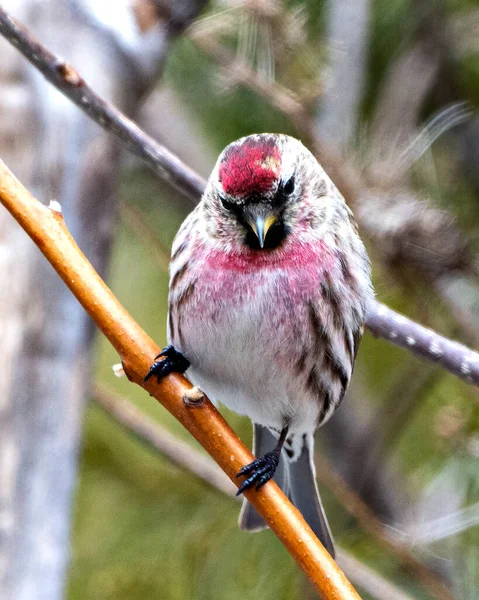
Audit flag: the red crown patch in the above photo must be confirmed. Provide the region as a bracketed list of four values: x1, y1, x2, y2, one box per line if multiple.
[219, 137, 281, 197]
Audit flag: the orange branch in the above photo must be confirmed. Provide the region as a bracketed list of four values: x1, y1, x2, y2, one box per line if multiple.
[0, 162, 361, 599]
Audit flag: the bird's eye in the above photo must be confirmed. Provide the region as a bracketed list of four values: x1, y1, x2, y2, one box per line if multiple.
[220, 196, 234, 211]
[283, 177, 295, 195]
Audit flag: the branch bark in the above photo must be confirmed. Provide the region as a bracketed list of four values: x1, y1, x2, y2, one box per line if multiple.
[0, 159, 361, 599]
[366, 300, 479, 385]
[1, 6, 478, 389]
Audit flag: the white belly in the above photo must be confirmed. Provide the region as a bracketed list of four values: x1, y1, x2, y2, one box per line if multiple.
[170, 270, 321, 433]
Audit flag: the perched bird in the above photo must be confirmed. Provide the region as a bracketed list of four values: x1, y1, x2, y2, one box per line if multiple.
[145, 134, 373, 557]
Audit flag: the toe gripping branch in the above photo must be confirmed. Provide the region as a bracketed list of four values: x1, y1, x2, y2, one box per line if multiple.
[144, 345, 190, 383]
[235, 427, 288, 496]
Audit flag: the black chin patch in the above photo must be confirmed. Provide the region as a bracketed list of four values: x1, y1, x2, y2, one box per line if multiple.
[245, 221, 289, 250]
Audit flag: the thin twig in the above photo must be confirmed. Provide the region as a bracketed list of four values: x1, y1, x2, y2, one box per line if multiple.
[0, 159, 361, 599]
[93, 385, 415, 600]
[0, 8, 478, 383]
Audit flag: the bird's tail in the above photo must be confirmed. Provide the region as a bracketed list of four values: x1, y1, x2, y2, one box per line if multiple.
[238, 423, 335, 558]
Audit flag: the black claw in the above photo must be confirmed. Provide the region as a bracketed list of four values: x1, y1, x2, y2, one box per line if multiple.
[236, 478, 254, 496]
[154, 345, 177, 360]
[236, 458, 262, 478]
[144, 345, 190, 383]
[256, 472, 274, 489]
[235, 451, 280, 496]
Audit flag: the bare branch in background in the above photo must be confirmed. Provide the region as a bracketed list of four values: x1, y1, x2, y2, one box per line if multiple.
[1, 6, 478, 390]
[0, 7, 204, 203]
[367, 300, 479, 386]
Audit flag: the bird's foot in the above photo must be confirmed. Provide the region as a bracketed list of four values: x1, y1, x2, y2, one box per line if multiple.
[235, 451, 280, 496]
[144, 345, 190, 383]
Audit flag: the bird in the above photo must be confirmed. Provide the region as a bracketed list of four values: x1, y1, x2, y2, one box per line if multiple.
[145, 133, 373, 557]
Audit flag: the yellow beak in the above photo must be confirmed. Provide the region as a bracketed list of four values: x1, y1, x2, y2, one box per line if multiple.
[249, 214, 278, 248]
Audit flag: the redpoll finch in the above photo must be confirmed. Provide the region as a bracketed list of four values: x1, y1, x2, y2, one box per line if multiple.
[146, 134, 373, 557]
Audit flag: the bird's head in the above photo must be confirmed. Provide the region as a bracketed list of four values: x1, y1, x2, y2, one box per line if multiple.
[203, 133, 339, 250]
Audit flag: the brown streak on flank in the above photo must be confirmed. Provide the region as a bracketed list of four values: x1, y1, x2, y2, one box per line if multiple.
[309, 303, 340, 381]
[295, 350, 309, 376]
[170, 262, 189, 290]
[324, 347, 349, 393]
[338, 252, 354, 286]
[304, 364, 334, 427]
[320, 281, 327, 298]
[176, 281, 196, 309]
[169, 304, 176, 342]
[353, 328, 363, 361]
[176, 321, 184, 346]
[171, 240, 187, 262]
[344, 328, 355, 362]
[308, 302, 323, 346]
[306, 365, 323, 398]
[308, 303, 350, 399]
[305, 365, 334, 427]
[175, 281, 197, 346]
[323, 275, 342, 329]
[317, 388, 333, 427]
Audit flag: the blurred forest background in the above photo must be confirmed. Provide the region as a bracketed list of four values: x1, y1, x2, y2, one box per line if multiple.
[0, 1, 479, 599]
